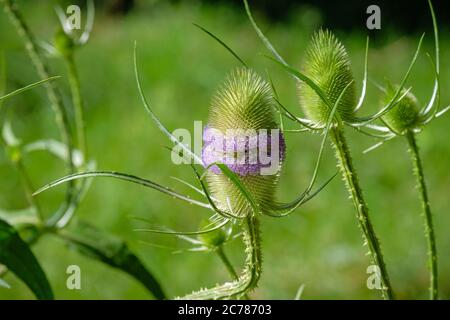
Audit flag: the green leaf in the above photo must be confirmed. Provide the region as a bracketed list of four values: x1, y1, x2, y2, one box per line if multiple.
[193, 23, 248, 67]
[0, 218, 53, 300]
[57, 221, 166, 299]
[0, 76, 61, 105]
[33, 170, 211, 209]
[23, 139, 84, 168]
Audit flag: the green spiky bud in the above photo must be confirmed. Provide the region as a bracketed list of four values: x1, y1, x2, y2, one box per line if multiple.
[197, 219, 232, 248]
[203, 68, 285, 216]
[381, 82, 420, 135]
[53, 28, 75, 58]
[298, 29, 356, 125]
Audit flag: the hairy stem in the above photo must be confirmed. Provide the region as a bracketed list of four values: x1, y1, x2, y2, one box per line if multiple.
[178, 214, 261, 300]
[65, 54, 87, 162]
[406, 130, 438, 299]
[2, 0, 76, 227]
[331, 125, 394, 299]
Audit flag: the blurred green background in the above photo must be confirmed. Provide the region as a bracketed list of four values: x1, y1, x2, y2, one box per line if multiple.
[0, 0, 449, 299]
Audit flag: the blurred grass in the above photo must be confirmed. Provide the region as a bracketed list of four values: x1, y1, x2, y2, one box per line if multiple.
[0, 0, 449, 299]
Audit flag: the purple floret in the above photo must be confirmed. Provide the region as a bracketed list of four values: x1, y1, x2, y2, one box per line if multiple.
[202, 126, 286, 176]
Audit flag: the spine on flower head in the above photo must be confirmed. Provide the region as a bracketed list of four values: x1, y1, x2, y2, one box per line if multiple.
[298, 29, 356, 126]
[202, 68, 286, 217]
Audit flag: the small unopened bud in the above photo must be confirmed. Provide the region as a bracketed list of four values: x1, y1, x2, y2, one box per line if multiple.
[381, 82, 420, 135]
[53, 29, 75, 57]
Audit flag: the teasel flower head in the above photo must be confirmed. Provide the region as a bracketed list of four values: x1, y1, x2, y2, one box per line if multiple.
[202, 68, 286, 216]
[380, 82, 421, 135]
[298, 29, 356, 126]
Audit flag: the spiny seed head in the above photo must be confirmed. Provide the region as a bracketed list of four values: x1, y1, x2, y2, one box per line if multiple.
[203, 68, 285, 216]
[381, 82, 420, 135]
[298, 29, 356, 125]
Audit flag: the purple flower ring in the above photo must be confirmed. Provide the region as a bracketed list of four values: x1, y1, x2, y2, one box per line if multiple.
[202, 126, 286, 176]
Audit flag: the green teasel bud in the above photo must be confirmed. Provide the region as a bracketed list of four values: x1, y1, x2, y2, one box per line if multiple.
[381, 82, 420, 135]
[203, 68, 286, 217]
[298, 29, 356, 126]
[197, 219, 232, 248]
[53, 28, 75, 58]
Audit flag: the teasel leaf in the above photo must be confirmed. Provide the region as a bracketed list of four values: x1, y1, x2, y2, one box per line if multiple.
[193, 23, 247, 67]
[134, 42, 202, 164]
[32, 171, 211, 209]
[354, 33, 425, 123]
[435, 105, 450, 118]
[0, 52, 5, 105]
[134, 217, 230, 236]
[267, 56, 335, 116]
[421, 54, 440, 124]
[354, 36, 369, 112]
[170, 176, 209, 199]
[0, 76, 61, 105]
[0, 277, 10, 289]
[294, 284, 305, 300]
[265, 71, 285, 131]
[0, 218, 53, 300]
[192, 167, 244, 220]
[363, 135, 396, 154]
[0, 206, 39, 226]
[420, 0, 440, 118]
[79, 0, 95, 45]
[57, 220, 166, 299]
[267, 71, 320, 130]
[2, 120, 21, 147]
[265, 80, 352, 216]
[244, 0, 288, 67]
[273, 96, 321, 130]
[212, 162, 261, 215]
[23, 139, 85, 168]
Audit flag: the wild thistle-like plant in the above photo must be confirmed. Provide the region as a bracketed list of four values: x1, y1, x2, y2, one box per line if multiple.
[33, 36, 340, 298]
[242, 0, 432, 299]
[0, 0, 165, 299]
[244, 0, 447, 300]
[362, 0, 447, 299]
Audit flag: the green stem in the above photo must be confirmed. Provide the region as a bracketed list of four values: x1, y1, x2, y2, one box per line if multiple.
[406, 130, 438, 299]
[178, 214, 261, 300]
[331, 126, 394, 299]
[65, 54, 87, 162]
[216, 245, 250, 300]
[2, 0, 76, 227]
[216, 245, 238, 279]
[14, 158, 43, 222]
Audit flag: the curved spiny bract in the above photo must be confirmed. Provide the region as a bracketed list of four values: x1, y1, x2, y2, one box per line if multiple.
[299, 30, 356, 126]
[381, 83, 421, 135]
